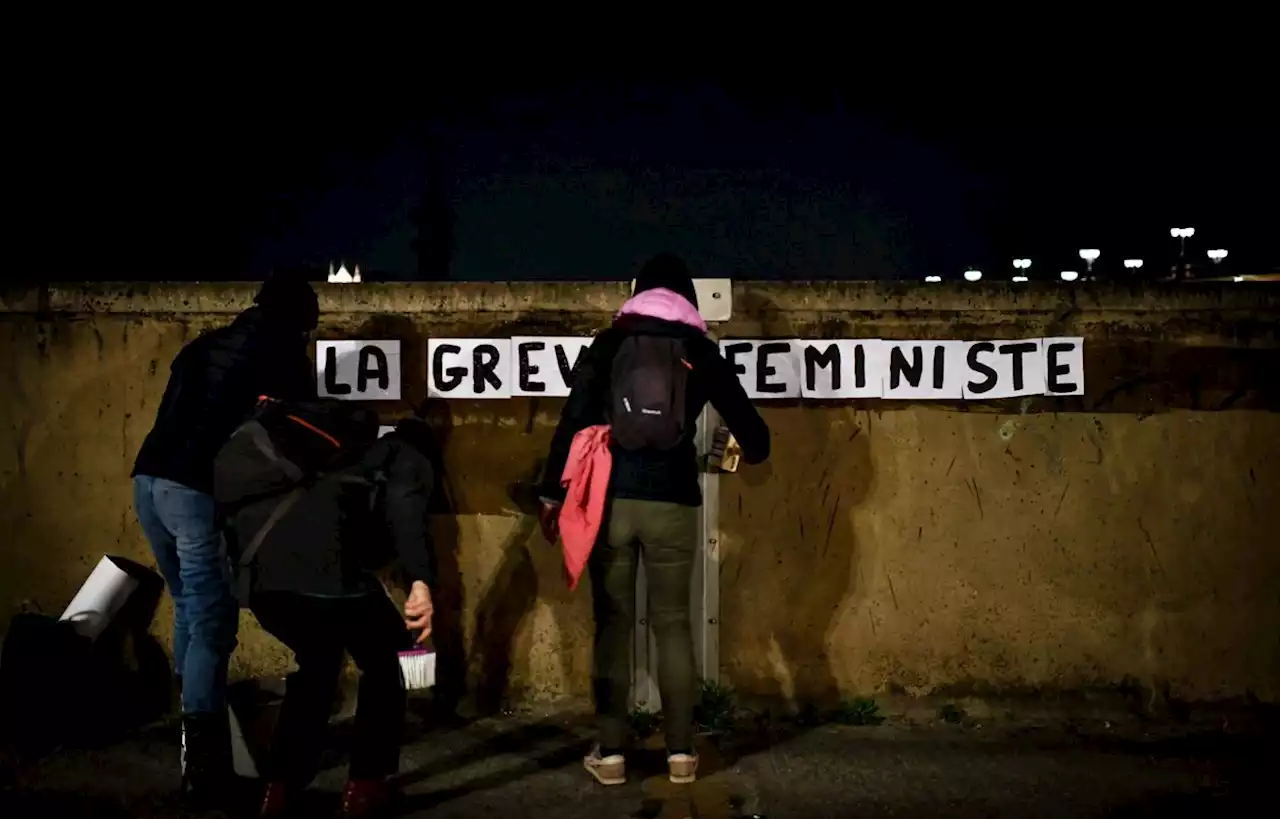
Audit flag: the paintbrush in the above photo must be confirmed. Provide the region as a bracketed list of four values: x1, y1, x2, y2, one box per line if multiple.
[398, 631, 436, 691]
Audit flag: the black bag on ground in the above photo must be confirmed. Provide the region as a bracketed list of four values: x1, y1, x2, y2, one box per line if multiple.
[213, 398, 380, 605]
[0, 613, 91, 751]
[608, 335, 690, 451]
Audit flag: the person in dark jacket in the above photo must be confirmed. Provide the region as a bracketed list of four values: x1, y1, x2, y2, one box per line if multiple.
[537, 253, 770, 786]
[230, 413, 436, 819]
[130, 273, 318, 802]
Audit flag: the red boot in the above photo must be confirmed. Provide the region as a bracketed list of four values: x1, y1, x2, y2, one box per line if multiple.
[258, 781, 291, 817]
[339, 779, 393, 818]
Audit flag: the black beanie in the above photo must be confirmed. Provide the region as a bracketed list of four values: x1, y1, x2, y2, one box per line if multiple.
[254, 273, 319, 332]
[634, 253, 698, 308]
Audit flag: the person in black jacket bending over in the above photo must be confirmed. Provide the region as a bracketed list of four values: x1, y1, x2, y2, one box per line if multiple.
[538, 253, 770, 786]
[130, 273, 318, 802]
[223, 412, 436, 819]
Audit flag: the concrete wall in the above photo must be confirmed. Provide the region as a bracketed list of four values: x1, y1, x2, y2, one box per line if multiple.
[2, 282, 1278, 708]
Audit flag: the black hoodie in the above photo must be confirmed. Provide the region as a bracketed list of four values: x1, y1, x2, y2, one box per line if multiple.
[132, 305, 316, 494]
[538, 255, 770, 506]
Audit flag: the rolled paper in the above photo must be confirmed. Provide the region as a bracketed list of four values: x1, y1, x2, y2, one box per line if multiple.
[58, 556, 141, 642]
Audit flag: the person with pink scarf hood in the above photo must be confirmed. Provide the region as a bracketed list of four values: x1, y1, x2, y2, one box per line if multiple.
[538, 254, 770, 786]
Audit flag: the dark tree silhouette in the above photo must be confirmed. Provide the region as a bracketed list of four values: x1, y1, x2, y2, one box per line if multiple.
[411, 164, 455, 280]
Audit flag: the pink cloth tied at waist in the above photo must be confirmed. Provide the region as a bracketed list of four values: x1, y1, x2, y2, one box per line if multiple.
[559, 424, 612, 589]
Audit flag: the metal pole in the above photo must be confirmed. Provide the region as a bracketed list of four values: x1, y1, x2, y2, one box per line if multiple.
[632, 403, 723, 712]
[693, 405, 722, 684]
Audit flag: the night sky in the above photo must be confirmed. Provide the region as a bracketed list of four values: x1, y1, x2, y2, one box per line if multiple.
[13, 68, 1276, 284]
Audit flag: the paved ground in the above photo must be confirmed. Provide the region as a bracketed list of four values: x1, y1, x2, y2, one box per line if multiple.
[2, 702, 1275, 818]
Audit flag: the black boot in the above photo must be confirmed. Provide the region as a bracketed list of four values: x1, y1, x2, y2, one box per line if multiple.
[181, 711, 235, 808]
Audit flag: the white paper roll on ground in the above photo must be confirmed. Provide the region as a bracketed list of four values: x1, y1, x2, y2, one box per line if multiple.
[58, 555, 141, 641]
[229, 708, 259, 778]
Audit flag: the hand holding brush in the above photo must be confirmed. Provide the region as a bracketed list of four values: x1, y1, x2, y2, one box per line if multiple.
[400, 581, 435, 690]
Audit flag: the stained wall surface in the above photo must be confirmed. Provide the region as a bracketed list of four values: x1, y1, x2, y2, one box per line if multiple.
[1, 282, 1277, 706]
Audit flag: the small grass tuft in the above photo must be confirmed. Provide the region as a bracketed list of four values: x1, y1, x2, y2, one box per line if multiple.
[628, 706, 660, 739]
[694, 679, 737, 733]
[834, 697, 885, 726]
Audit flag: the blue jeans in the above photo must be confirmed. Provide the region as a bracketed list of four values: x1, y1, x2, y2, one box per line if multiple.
[133, 475, 239, 715]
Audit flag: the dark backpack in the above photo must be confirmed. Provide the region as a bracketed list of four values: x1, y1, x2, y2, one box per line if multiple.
[608, 335, 691, 451]
[213, 397, 381, 605]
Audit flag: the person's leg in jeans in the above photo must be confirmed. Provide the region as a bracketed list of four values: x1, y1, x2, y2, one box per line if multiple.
[634, 499, 698, 776]
[143, 477, 238, 714]
[133, 476, 189, 689]
[588, 500, 641, 759]
[134, 475, 240, 799]
[251, 593, 346, 789]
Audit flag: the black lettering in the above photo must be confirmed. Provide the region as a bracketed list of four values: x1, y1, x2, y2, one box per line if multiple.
[723, 342, 753, 381]
[554, 343, 585, 386]
[932, 345, 947, 389]
[1046, 342, 1079, 393]
[356, 345, 390, 392]
[888, 345, 923, 389]
[517, 341, 545, 393]
[853, 343, 867, 389]
[473, 343, 503, 393]
[804, 343, 842, 392]
[431, 343, 465, 392]
[755, 341, 791, 394]
[998, 342, 1039, 392]
[966, 342, 998, 395]
[322, 345, 352, 395]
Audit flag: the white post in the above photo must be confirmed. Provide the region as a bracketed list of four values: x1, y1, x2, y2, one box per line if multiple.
[632, 405, 721, 712]
[693, 405, 722, 683]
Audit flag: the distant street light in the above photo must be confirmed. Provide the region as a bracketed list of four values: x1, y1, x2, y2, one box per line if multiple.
[925, 275, 943, 283]
[327, 262, 362, 283]
[1170, 227, 1195, 271]
[1233, 276, 1244, 283]
[1078, 248, 1100, 276]
[1123, 259, 1144, 269]
[1012, 259, 1031, 282]
[1207, 249, 1228, 264]
[964, 269, 983, 282]
[1060, 270, 1080, 282]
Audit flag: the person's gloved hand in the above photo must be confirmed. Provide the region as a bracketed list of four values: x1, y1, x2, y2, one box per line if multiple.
[538, 501, 561, 544]
[404, 581, 433, 643]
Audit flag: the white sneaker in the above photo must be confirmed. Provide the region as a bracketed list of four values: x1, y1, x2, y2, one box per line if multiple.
[667, 752, 698, 784]
[583, 746, 626, 786]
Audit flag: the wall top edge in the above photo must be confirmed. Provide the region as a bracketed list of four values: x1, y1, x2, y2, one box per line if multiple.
[1, 281, 1278, 316]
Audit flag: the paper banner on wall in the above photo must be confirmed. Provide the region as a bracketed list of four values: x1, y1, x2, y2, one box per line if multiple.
[316, 340, 401, 400]
[427, 338, 514, 398]
[881, 341, 969, 400]
[510, 337, 591, 397]
[717, 338, 1082, 400]
[406, 335, 1086, 400]
[1041, 337, 1085, 396]
[720, 339, 803, 398]
[961, 339, 1045, 399]
[795, 339, 888, 399]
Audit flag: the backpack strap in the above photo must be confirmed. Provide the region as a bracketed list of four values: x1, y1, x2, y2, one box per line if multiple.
[231, 485, 307, 605]
[239, 487, 307, 569]
[228, 419, 310, 604]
